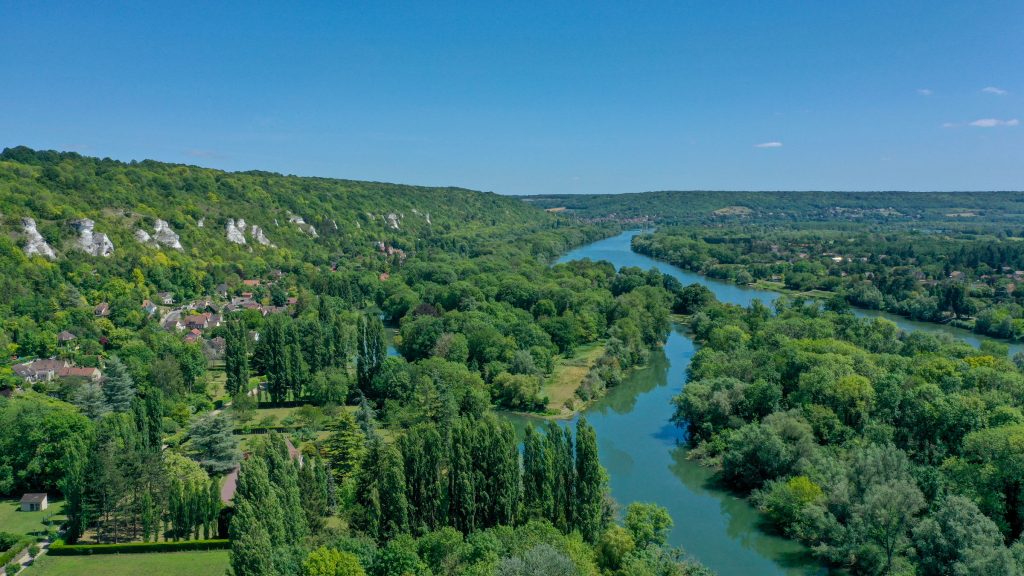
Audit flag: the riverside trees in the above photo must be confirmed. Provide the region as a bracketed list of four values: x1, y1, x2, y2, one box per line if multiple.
[676, 297, 1024, 574]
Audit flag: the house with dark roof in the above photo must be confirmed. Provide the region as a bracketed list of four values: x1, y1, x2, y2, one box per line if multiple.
[157, 291, 175, 305]
[20, 493, 48, 512]
[94, 302, 110, 317]
[57, 331, 77, 344]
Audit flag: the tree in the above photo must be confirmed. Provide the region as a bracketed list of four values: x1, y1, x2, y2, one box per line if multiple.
[574, 417, 605, 542]
[300, 457, 330, 534]
[355, 436, 408, 541]
[72, 381, 110, 420]
[304, 546, 366, 576]
[357, 314, 386, 393]
[225, 315, 250, 397]
[913, 495, 1012, 576]
[102, 357, 135, 412]
[854, 480, 924, 576]
[230, 500, 276, 576]
[522, 425, 554, 521]
[188, 413, 241, 475]
[624, 502, 673, 549]
[323, 410, 367, 484]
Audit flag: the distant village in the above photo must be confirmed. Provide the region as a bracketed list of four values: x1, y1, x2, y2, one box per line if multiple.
[8, 271, 298, 393]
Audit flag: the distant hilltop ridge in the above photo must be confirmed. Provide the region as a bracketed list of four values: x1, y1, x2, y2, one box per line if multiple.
[0, 145, 556, 265]
[524, 190, 1024, 227]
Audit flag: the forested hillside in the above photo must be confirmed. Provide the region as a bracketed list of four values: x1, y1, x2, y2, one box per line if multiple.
[526, 190, 1024, 230]
[0, 147, 710, 576]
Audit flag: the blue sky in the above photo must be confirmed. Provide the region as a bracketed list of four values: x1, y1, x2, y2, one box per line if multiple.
[2, 1, 1021, 194]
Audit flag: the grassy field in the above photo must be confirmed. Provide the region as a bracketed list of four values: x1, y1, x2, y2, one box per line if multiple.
[23, 550, 230, 576]
[0, 498, 64, 538]
[543, 342, 606, 416]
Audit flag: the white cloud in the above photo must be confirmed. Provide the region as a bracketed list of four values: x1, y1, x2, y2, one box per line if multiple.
[982, 86, 1008, 95]
[917, 88, 933, 96]
[969, 118, 1019, 127]
[754, 141, 783, 148]
[942, 122, 958, 128]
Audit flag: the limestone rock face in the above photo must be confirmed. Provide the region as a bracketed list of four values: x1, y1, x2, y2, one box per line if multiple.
[386, 213, 400, 230]
[226, 218, 247, 244]
[22, 218, 57, 260]
[135, 229, 152, 244]
[250, 225, 271, 246]
[72, 218, 114, 257]
[153, 219, 182, 250]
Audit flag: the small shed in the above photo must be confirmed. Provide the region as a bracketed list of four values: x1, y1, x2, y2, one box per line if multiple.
[20, 493, 48, 512]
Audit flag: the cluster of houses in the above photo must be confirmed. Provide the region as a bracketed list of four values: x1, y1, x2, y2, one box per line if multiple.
[12, 357, 102, 383]
[158, 277, 294, 345]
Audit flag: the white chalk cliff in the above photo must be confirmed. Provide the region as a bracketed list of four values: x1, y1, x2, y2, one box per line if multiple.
[21, 218, 56, 260]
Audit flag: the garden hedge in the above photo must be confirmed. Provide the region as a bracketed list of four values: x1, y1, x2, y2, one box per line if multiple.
[48, 539, 229, 555]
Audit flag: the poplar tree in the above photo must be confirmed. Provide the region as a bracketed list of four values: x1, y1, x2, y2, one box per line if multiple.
[574, 417, 605, 543]
[523, 425, 554, 520]
[400, 424, 446, 531]
[257, 315, 289, 402]
[230, 500, 276, 576]
[225, 315, 250, 397]
[447, 418, 476, 534]
[299, 457, 329, 534]
[356, 314, 386, 392]
[355, 436, 408, 541]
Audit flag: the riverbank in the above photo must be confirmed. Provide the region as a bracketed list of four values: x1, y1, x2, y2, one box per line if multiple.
[539, 230, 831, 576]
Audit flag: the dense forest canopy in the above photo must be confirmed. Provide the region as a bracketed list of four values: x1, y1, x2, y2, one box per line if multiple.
[0, 147, 711, 576]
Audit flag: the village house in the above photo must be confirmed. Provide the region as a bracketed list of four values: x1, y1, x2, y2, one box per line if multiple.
[13, 358, 68, 381]
[57, 330, 76, 344]
[12, 358, 102, 383]
[157, 291, 175, 305]
[184, 329, 202, 344]
[163, 316, 184, 331]
[141, 299, 158, 316]
[20, 493, 48, 512]
[183, 314, 210, 330]
[94, 302, 110, 317]
[216, 283, 229, 298]
[242, 279, 260, 288]
[57, 366, 103, 382]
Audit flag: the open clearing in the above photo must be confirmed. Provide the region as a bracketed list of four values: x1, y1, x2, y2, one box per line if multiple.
[544, 341, 605, 414]
[0, 498, 64, 538]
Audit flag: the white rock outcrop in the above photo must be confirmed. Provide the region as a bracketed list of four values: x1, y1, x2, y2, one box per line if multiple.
[72, 219, 114, 257]
[386, 213, 400, 230]
[22, 218, 56, 260]
[197, 218, 205, 228]
[250, 225, 272, 246]
[135, 229, 153, 244]
[153, 220, 182, 250]
[226, 218, 247, 244]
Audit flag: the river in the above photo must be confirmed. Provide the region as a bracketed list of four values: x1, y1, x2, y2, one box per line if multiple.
[516, 229, 1021, 576]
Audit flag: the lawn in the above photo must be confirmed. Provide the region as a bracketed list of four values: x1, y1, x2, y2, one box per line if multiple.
[543, 341, 606, 415]
[23, 550, 230, 576]
[0, 498, 64, 538]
